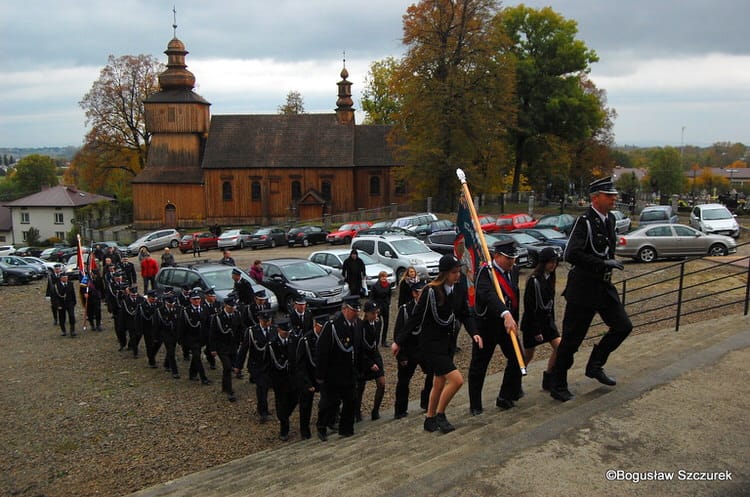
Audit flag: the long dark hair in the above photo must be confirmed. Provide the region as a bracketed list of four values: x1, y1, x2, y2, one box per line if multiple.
[529, 259, 557, 291]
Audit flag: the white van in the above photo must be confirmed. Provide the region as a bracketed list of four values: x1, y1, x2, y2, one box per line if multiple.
[689, 203, 740, 238]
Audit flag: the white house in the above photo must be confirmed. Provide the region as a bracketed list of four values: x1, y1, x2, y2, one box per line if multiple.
[3, 185, 114, 244]
[0, 206, 12, 243]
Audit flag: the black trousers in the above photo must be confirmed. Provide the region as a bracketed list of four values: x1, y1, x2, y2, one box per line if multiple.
[468, 324, 522, 409]
[142, 277, 155, 293]
[50, 300, 57, 323]
[57, 305, 76, 333]
[86, 298, 102, 327]
[149, 335, 163, 366]
[217, 352, 236, 394]
[188, 344, 208, 380]
[377, 303, 390, 345]
[271, 376, 299, 436]
[556, 300, 633, 371]
[394, 350, 432, 415]
[163, 341, 178, 375]
[298, 387, 318, 437]
[317, 382, 357, 436]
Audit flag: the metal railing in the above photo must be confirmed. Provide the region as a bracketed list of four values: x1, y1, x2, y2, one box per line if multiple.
[587, 248, 750, 337]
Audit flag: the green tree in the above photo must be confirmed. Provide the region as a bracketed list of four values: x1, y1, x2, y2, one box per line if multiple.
[497, 5, 607, 193]
[647, 147, 684, 195]
[9, 154, 58, 193]
[79, 54, 163, 175]
[361, 57, 401, 125]
[26, 227, 41, 246]
[278, 90, 305, 115]
[615, 172, 639, 197]
[390, 0, 516, 210]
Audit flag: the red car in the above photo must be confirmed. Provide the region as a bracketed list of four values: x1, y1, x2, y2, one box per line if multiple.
[494, 213, 537, 231]
[478, 214, 500, 233]
[179, 232, 219, 253]
[326, 221, 372, 244]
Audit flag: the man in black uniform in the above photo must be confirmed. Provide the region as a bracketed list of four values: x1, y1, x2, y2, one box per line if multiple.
[84, 267, 105, 331]
[121, 285, 143, 357]
[45, 263, 63, 325]
[137, 290, 160, 366]
[178, 289, 212, 385]
[209, 296, 243, 402]
[315, 296, 363, 441]
[231, 268, 255, 306]
[52, 273, 77, 337]
[268, 319, 299, 441]
[341, 249, 366, 298]
[469, 240, 522, 413]
[156, 295, 181, 378]
[549, 176, 632, 402]
[296, 314, 327, 439]
[289, 295, 313, 339]
[241, 310, 276, 422]
[119, 255, 137, 286]
[201, 288, 221, 370]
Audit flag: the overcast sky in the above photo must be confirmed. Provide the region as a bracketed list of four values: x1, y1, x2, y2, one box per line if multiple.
[1, 0, 748, 149]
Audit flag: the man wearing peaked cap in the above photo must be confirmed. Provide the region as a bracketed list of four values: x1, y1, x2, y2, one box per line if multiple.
[290, 294, 313, 339]
[492, 240, 519, 258]
[268, 316, 299, 441]
[209, 292, 243, 402]
[296, 314, 327, 439]
[231, 268, 255, 306]
[548, 175, 631, 403]
[343, 295, 362, 311]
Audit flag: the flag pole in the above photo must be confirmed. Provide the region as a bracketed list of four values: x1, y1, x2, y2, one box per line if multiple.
[77, 233, 89, 331]
[456, 169, 527, 375]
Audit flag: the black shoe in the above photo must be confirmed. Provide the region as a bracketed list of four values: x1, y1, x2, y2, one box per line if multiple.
[354, 412, 362, 423]
[496, 397, 514, 410]
[61, 331, 67, 336]
[301, 430, 312, 440]
[435, 413, 455, 433]
[550, 386, 574, 402]
[172, 374, 180, 379]
[189, 376, 199, 381]
[317, 429, 328, 442]
[585, 367, 616, 386]
[201, 379, 212, 385]
[228, 393, 237, 402]
[259, 413, 269, 424]
[513, 388, 525, 401]
[371, 410, 380, 421]
[423, 416, 439, 433]
[394, 411, 408, 420]
[279, 433, 289, 441]
[542, 371, 551, 391]
[148, 363, 158, 369]
[470, 407, 483, 416]
[339, 431, 353, 438]
[70, 331, 77, 337]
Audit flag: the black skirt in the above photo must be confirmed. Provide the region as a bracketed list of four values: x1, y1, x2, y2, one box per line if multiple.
[522, 326, 560, 349]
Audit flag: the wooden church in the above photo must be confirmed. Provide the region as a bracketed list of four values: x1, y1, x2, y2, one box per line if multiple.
[132, 31, 404, 230]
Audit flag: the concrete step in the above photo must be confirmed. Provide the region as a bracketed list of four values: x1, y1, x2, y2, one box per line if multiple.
[126, 313, 750, 497]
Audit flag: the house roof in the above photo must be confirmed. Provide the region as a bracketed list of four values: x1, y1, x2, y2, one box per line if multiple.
[0, 205, 11, 231]
[3, 185, 115, 208]
[354, 125, 398, 167]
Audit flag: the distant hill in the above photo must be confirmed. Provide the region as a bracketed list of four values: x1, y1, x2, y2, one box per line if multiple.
[0, 146, 79, 161]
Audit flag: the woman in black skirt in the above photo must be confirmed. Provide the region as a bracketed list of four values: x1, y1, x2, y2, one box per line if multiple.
[369, 271, 392, 346]
[357, 301, 386, 421]
[400, 254, 481, 434]
[520, 247, 561, 391]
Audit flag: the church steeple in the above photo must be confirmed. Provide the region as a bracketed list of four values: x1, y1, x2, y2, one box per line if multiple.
[335, 54, 355, 125]
[157, 9, 196, 91]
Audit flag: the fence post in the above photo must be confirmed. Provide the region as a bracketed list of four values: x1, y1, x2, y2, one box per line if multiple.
[744, 257, 750, 316]
[675, 262, 685, 331]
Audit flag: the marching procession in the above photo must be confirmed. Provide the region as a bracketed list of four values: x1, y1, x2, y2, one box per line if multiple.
[41, 174, 632, 444]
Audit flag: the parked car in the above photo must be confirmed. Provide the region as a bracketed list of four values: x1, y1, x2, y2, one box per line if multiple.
[286, 226, 329, 247]
[535, 213, 577, 235]
[326, 222, 373, 245]
[409, 219, 456, 239]
[40, 243, 71, 260]
[260, 258, 350, 314]
[13, 246, 43, 257]
[22, 256, 57, 273]
[0, 245, 16, 256]
[0, 261, 36, 285]
[93, 241, 129, 255]
[689, 203, 741, 238]
[638, 205, 679, 226]
[611, 210, 632, 234]
[423, 230, 530, 268]
[217, 229, 253, 249]
[616, 223, 736, 263]
[511, 228, 569, 251]
[127, 229, 181, 255]
[308, 249, 396, 289]
[477, 214, 501, 233]
[179, 232, 220, 253]
[484, 234, 530, 267]
[355, 221, 415, 237]
[488, 232, 562, 268]
[247, 227, 287, 249]
[154, 263, 278, 310]
[494, 213, 537, 232]
[0, 255, 46, 279]
[351, 234, 442, 281]
[391, 212, 438, 229]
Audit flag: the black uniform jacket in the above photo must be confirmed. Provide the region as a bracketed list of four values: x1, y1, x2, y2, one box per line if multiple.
[289, 309, 314, 338]
[208, 310, 243, 355]
[316, 313, 362, 386]
[563, 206, 620, 307]
[520, 273, 557, 335]
[296, 330, 321, 391]
[403, 282, 477, 356]
[475, 263, 519, 324]
[52, 280, 77, 308]
[178, 304, 209, 347]
[156, 303, 180, 343]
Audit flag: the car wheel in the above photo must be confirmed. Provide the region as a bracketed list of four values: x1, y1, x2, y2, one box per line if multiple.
[270, 239, 276, 248]
[708, 243, 728, 257]
[288, 242, 294, 248]
[286, 295, 297, 314]
[180, 250, 187, 254]
[170, 240, 179, 248]
[637, 246, 657, 263]
[7, 275, 19, 285]
[302, 239, 310, 247]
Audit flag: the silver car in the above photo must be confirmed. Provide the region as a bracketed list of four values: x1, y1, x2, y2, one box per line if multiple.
[128, 229, 181, 255]
[615, 223, 736, 263]
[308, 249, 396, 289]
[217, 229, 253, 249]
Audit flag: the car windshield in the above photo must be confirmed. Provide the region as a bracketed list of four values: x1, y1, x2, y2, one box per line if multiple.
[509, 233, 539, 244]
[199, 268, 236, 291]
[221, 230, 240, 237]
[534, 229, 565, 239]
[641, 210, 667, 221]
[496, 218, 513, 226]
[254, 229, 271, 235]
[391, 239, 431, 255]
[703, 208, 732, 220]
[338, 224, 354, 231]
[282, 261, 329, 280]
